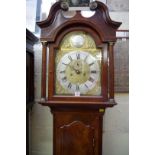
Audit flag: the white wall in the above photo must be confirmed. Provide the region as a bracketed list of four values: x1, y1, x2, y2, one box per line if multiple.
[26, 0, 38, 32]
[103, 94, 129, 155]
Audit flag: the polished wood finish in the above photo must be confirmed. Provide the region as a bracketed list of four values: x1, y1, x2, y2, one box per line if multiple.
[52, 110, 104, 155]
[36, 1, 121, 155]
[37, 2, 121, 43]
[108, 42, 115, 99]
[41, 41, 48, 99]
[48, 43, 55, 97]
[37, 1, 121, 105]
[102, 44, 108, 100]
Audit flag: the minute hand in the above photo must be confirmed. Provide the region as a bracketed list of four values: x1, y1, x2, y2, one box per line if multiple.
[68, 64, 81, 74]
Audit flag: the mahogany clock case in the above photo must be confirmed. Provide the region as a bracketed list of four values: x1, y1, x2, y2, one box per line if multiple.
[37, 1, 122, 108]
[36, 2, 121, 155]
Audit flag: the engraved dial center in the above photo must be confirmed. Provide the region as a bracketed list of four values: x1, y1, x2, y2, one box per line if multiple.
[65, 59, 90, 84]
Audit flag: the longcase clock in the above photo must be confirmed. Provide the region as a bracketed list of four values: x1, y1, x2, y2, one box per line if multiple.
[37, 1, 121, 155]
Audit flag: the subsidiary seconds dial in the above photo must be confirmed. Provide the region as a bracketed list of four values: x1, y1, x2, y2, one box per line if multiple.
[56, 51, 100, 95]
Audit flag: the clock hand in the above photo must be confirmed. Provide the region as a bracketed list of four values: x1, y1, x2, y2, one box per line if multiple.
[68, 64, 81, 74]
[72, 67, 81, 74]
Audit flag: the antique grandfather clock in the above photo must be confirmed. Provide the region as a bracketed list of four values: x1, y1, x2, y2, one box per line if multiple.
[37, 1, 121, 155]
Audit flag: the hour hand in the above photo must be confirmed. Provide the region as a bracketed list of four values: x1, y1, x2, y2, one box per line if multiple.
[68, 64, 81, 74]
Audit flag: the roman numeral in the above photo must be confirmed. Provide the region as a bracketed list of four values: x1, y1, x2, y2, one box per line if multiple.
[60, 70, 65, 74]
[84, 84, 88, 88]
[88, 77, 94, 83]
[76, 53, 80, 59]
[76, 85, 79, 91]
[62, 76, 67, 82]
[91, 70, 97, 74]
[89, 62, 94, 66]
[68, 83, 72, 89]
[68, 55, 73, 61]
[84, 55, 88, 62]
[62, 62, 68, 66]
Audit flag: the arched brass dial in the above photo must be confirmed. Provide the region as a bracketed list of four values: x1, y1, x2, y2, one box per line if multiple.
[55, 31, 102, 96]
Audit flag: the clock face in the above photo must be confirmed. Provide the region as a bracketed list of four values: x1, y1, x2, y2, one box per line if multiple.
[57, 51, 100, 95]
[55, 31, 102, 96]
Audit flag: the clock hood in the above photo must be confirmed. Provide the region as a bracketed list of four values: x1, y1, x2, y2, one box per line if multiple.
[36, 1, 121, 43]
